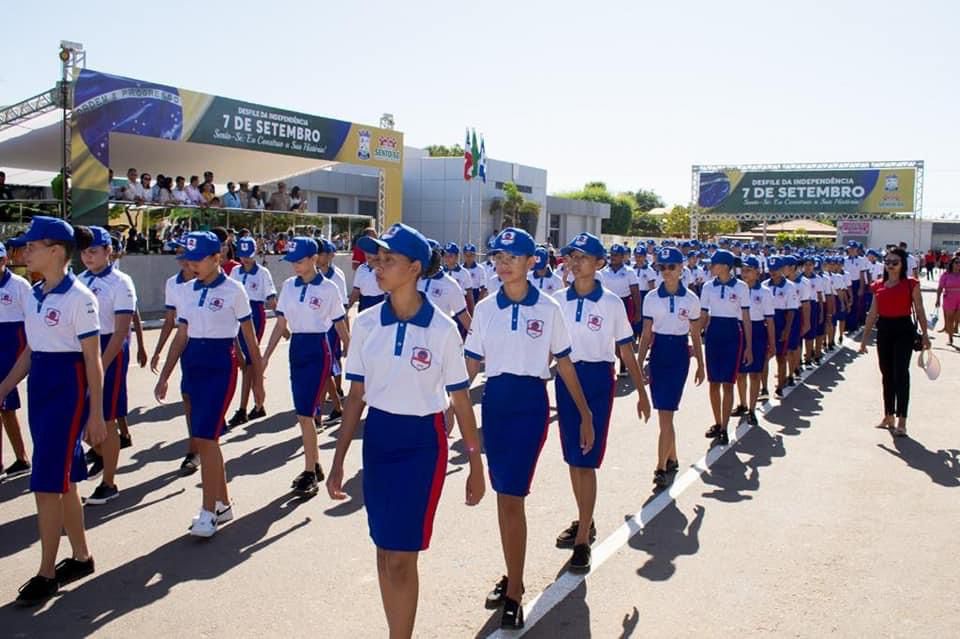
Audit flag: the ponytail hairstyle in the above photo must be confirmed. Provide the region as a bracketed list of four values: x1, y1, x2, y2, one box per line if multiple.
[422, 247, 443, 279]
[74, 225, 94, 251]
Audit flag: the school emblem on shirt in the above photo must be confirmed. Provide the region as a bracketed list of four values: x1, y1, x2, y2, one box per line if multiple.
[0, 293, 11, 305]
[430, 287, 442, 298]
[678, 308, 690, 320]
[208, 297, 225, 312]
[729, 293, 739, 303]
[587, 314, 603, 331]
[410, 347, 432, 371]
[250, 282, 258, 290]
[526, 319, 543, 338]
[309, 296, 322, 310]
[44, 308, 61, 326]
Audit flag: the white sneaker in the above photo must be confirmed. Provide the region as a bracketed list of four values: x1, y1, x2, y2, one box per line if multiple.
[214, 501, 233, 524]
[189, 509, 217, 538]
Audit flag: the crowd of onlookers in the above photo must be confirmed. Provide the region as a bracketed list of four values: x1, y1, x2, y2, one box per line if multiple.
[108, 168, 310, 212]
[922, 249, 957, 279]
[117, 221, 357, 256]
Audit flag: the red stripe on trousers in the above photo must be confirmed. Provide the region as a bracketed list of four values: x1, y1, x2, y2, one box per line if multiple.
[61, 362, 87, 493]
[421, 412, 448, 549]
[213, 346, 239, 439]
[309, 339, 332, 417]
[525, 382, 550, 495]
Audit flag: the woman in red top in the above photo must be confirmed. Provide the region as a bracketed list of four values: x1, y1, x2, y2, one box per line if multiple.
[859, 248, 930, 437]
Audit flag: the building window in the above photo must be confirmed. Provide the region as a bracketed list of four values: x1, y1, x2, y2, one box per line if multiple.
[358, 199, 378, 216]
[494, 181, 533, 195]
[549, 214, 561, 248]
[316, 196, 339, 213]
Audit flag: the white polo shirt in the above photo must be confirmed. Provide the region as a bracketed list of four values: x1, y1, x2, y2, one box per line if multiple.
[321, 264, 348, 307]
[177, 273, 252, 339]
[164, 271, 193, 312]
[465, 285, 572, 379]
[831, 272, 848, 295]
[641, 283, 701, 336]
[685, 264, 707, 286]
[746, 282, 775, 322]
[485, 270, 504, 294]
[554, 281, 633, 363]
[275, 273, 345, 333]
[418, 272, 467, 318]
[352, 263, 384, 297]
[764, 278, 800, 311]
[445, 265, 474, 296]
[23, 274, 100, 352]
[803, 273, 825, 302]
[528, 268, 564, 295]
[655, 268, 693, 289]
[78, 264, 137, 335]
[869, 260, 884, 282]
[599, 264, 639, 298]
[819, 273, 835, 296]
[907, 253, 918, 276]
[793, 275, 814, 302]
[0, 269, 32, 323]
[699, 277, 750, 319]
[230, 262, 277, 304]
[844, 257, 863, 285]
[464, 263, 485, 290]
[345, 297, 469, 416]
[634, 263, 656, 292]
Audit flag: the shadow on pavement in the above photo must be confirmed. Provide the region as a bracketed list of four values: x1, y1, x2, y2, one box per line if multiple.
[877, 438, 960, 488]
[618, 606, 640, 638]
[224, 435, 303, 481]
[222, 409, 298, 445]
[2, 494, 311, 635]
[628, 501, 705, 582]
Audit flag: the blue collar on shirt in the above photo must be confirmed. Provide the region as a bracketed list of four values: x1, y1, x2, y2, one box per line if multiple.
[380, 294, 434, 327]
[193, 272, 226, 291]
[241, 263, 260, 275]
[85, 263, 114, 279]
[750, 281, 763, 290]
[769, 277, 787, 288]
[496, 283, 539, 309]
[566, 280, 604, 302]
[176, 271, 190, 284]
[445, 264, 462, 273]
[713, 276, 736, 287]
[321, 266, 335, 279]
[295, 272, 325, 287]
[535, 267, 553, 278]
[33, 273, 75, 304]
[0, 269, 11, 288]
[428, 271, 446, 281]
[607, 264, 625, 274]
[657, 282, 687, 298]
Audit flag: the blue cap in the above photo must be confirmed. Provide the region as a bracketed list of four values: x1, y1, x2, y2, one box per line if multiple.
[282, 236, 319, 262]
[463, 243, 477, 253]
[490, 227, 536, 256]
[533, 247, 549, 270]
[358, 223, 431, 270]
[742, 256, 761, 270]
[866, 248, 880, 257]
[23, 216, 74, 243]
[561, 232, 605, 258]
[444, 242, 460, 255]
[87, 226, 112, 248]
[236, 236, 257, 258]
[711, 249, 735, 267]
[718, 237, 730, 245]
[767, 256, 783, 270]
[634, 245, 647, 256]
[801, 255, 815, 264]
[5, 235, 26, 249]
[680, 240, 692, 249]
[732, 240, 742, 248]
[782, 255, 798, 267]
[319, 239, 337, 254]
[487, 236, 497, 250]
[609, 244, 629, 256]
[646, 239, 655, 245]
[846, 240, 859, 249]
[656, 246, 684, 265]
[178, 231, 221, 261]
[0, 243, 5, 258]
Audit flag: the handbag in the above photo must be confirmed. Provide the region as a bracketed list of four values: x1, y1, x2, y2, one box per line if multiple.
[908, 280, 924, 352]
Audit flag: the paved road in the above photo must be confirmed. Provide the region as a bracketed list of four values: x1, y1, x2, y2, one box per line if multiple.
[1, 288, 957, 638]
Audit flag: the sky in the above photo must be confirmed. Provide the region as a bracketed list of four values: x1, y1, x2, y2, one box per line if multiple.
[2, 0, 959, 215]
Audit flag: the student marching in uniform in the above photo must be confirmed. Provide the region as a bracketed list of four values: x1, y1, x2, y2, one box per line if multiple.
[154, 231, 265, 538]
[685, 251, 707, 296]
[76, 226, 138, 506]
[600, 245, 643, 375]
[829, 257, 851, 347]
[785, 256, 811, 385]
[464, 227, 593, 629]
[554, 233, 651, 568]
[700, 249, 752, 445]
[443, 243, 476, 315]
[149, 241, 200, 476]
[844, 242, 867, 333]
[480, 237, 498, 299]
[732, 257, 775, 425]
[108, 236, 147, 451]
[227, 236, 276, 428]
[462, 243, 485, 305]
[633, 245, 656, 305]
[326, 223, 486, 639]
[762, 258, 799, 399]
[637, 247, 705, 488]
[801, 257, 825, 368]
[418, 241, 472, 334]
[814, 257, 833, 357]
[0, 217, 106, 606]
[0, 240, 32, 478]
[263, 237, 349, 497]
[528, 246, 565, 295]
[316, 239, 349, 426]
[349, 251, 386, 312]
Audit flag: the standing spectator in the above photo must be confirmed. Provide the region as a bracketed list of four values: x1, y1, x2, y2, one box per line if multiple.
[237, 182, 251, 209]
[859, 247, 930, 437]
[935, 256, 960, 346]
[186, 175, 203, 205]
[352, 227, 377, 270]
[150, 174, 167, 203]
[940, 250, 951, 275]
[248, 186, 265, 210]
[267, 182, 291, 211]
[201, 183, 216, 205]
[171, 176, 190, 205]
[201, 171, 215, 194]
[223, 182, 242, 209]
[289, 186, 306, 211]
[155, 177, 174, 205]
[924, 250, 936, 280]
[107, 169, 122, 200]
[0, 171, 13, 201]
[140, 173, 154, 202]
[899, 242, 919, 278]
[275, 233, 287, 254]
[122, 168, 146, 203]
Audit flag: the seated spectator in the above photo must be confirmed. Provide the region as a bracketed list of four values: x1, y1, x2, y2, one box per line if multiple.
[267, 182, 291, 211]
[223, 182, 243, 209]
[248, 185, 265, 210]
[186, 175, 203, 205]
[122, 168, 146, 203]
[289, 186, 307, 211]
[172, 176, 190, 204]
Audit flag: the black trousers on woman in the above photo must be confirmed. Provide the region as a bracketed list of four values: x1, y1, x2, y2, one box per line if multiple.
[876, 316, 914, 418]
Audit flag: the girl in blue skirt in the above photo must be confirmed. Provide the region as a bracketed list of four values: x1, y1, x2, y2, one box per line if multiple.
[0, 240, 32, 477]
[762, 258, 798, 398]
[637, 247, 704, 488]
[263, 237, 349, 497]
[554, 233, 651, 570]
[327, 223, 485, 639]
[349, 251, 386, 312]
[699, 250, 752, 446]
[464, 227, 593, 630]
[733, 257, 775, 425]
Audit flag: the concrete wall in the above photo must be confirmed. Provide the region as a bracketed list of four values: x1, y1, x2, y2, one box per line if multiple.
[118, 253, 356, 315]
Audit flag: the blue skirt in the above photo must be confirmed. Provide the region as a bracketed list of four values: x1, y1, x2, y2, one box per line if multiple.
[100, 333, 130, 421]
[181, 338, 237, 440]
[705, 317, 743, 384]
[28, 351, 88, 493]
[741, 320, 768, 374]
[482, 374, 549, 497]
[773, 309, 789, 356]
[649, 333, 690, 411]
[238, 300, 266, 366]
[359, 294, 385, 312]
[362, 407, 447, 551]
[290, 333, 331, 417]
[556, 361, 614, 469]
[803, 301, 819, 340]
[0, 321, 25, 411]
[789, 305, 803, 350]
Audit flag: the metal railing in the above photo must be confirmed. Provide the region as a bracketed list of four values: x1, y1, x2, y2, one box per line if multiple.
[0, 199, 64, 237]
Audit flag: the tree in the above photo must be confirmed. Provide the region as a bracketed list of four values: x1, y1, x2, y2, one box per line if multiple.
[774, 231, 832, 248]
[661, 205, 738, 239]
[553, 181, 633, 235]
[630, 211, 662, 236]
[424, 144, 464, 157]
[633, 188, 665, 213]
[491, 182, 540, 234]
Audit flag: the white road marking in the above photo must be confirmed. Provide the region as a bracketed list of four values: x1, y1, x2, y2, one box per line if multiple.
[488, 331, 861, 638]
